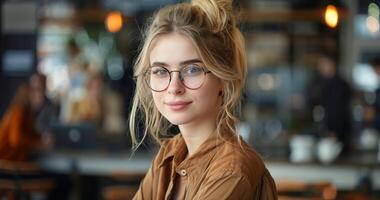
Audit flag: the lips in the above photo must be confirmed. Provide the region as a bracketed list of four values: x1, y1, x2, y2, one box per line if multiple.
[165, 101, 192, 111]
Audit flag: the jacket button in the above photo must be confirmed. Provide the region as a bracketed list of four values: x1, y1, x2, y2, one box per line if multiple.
[180, 169, 187, 176]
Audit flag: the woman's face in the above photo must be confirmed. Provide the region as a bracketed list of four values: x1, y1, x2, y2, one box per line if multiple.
[149, 33, 222, 127]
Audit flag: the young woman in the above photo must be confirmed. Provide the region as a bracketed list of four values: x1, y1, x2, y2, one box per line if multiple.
[129, 0, 277, 199]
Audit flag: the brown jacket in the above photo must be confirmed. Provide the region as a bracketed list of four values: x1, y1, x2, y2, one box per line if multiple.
[133, 133, 277, 200]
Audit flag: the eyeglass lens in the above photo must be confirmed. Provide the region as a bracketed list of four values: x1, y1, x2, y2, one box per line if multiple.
[145, 64, 207, 91]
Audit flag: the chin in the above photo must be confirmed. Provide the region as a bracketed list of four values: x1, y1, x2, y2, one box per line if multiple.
[166, 117, 191, 126]
[163, 113, 193, 126]
[158, 108, 191, 125]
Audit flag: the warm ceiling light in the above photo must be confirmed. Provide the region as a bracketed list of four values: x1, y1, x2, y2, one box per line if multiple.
[105, 11, 123, 33]
[324, 5, 339, 28]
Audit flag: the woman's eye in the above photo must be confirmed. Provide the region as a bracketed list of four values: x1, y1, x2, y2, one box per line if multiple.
[151, 68, 168, 77]
[183, 65, 202, 75]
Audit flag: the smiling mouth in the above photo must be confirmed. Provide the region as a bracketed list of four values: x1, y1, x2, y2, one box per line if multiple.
[166, 101, 192, 111]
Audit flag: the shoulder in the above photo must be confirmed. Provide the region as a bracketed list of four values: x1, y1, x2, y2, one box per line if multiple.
[158, 133, 183, 155]
[151, 134, 183, 166]
[208, 138, 267, 187]
[212, 137, 266, 171]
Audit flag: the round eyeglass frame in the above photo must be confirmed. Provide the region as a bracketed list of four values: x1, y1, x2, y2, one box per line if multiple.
[143, 66, 211, 92]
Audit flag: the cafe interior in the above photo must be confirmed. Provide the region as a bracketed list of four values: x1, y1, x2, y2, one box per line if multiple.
[0, 0, 380, 199]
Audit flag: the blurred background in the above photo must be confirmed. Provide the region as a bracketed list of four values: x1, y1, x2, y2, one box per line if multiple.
[1, 0, 380, 199]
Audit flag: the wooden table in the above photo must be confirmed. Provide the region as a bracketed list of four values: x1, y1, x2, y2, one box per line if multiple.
[37, 150, 380, 190]
[37, 150, 153, 176]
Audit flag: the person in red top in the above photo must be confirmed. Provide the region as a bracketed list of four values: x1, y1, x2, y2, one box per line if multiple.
[0, 83, 42, 161]
[0, 81, 72, 200]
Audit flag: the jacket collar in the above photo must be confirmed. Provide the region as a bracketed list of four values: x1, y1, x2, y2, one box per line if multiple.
[158, 132, 235, 168]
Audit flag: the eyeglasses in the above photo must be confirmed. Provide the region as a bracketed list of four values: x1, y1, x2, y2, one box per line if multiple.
[144, 64, 211, 92]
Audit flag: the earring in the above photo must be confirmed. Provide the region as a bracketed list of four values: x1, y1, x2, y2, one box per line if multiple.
[218, 91, 223, 96]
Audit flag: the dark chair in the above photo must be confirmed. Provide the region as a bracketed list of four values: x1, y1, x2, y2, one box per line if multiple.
[0, 160, 55, 200]
[102, 172, 145, 200]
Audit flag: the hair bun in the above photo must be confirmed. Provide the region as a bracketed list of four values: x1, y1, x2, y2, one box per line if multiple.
[192, 0, 234, 33]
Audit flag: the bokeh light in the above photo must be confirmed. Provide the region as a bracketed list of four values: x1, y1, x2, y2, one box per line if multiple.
[324, 5, 339, 28]
[105, 11, 123, 33]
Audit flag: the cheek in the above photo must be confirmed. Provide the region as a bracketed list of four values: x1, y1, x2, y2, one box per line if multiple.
[197, 88, 220, 107]
[206, 83, 223, 108]
[152, 92, 163, 109]
[201, 78, 222, 102]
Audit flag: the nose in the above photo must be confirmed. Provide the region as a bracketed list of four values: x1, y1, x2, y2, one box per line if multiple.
[167, 72, 185, 95]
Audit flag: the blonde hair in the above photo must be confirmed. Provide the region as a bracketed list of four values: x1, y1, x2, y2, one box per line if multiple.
[129, 0, 247, 150]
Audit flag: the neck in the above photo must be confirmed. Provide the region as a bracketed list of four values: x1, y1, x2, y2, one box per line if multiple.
[179, 121, 216, 156]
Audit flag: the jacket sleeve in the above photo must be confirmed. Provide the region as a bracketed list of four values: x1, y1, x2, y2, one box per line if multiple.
[193, 170, 278, 200]
[255, 169, 278, 200]
[132, 163, 154, 200]
[132, 139, 173, 200]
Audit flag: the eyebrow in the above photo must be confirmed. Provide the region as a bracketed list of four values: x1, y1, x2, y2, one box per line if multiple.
[150, 59, 203, 67]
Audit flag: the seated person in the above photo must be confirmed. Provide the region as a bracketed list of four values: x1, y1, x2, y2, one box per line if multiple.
[0, 83, 43, 161]
[0, 82, 71, 200]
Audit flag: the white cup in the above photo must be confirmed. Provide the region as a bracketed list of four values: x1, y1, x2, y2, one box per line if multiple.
[360, 128, 379, 150]
[317, 138, 342, 164]
[290, 135, 315, 163]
